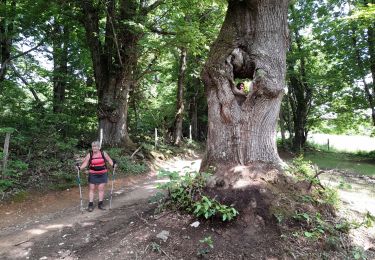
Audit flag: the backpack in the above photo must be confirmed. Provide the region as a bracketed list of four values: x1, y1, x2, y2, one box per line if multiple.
[89, 149, 108, 168]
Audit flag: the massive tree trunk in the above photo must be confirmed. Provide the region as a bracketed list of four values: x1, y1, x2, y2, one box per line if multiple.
[201, 0, 289, 170]
[52, 23, 69, 114]
[173, 47, 187, 145]
[79, 0, 162, 147]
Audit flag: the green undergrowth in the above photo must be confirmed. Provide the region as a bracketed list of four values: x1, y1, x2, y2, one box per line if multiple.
[1, 146, 148, 202]
[272, 156, 375, 258]
[151, 170, 239, 222]
[142, 139, 204, 160]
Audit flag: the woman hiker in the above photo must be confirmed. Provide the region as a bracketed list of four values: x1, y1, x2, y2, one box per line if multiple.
[76, 141, 117, 212]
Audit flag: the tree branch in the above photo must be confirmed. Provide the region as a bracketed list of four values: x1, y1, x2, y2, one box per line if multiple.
[136, 55, 158, 81]
[0, 41, 44, 81]
[148, 27, 176, 36]
[9, 63, 43, 105]
[142, 0, 165, 15]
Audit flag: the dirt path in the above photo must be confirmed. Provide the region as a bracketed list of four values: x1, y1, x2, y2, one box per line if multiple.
[1, 155, 374, 259]
[0, 156, 202, 260]
[320, 172, 375, 251]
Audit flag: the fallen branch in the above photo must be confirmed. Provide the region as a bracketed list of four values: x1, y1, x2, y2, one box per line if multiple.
[308, 169, 326, 191]
[160, 248, 173, 260]
[131, 146, 142, 159]
[137, 212, 152, 226]
[14, 240, 30, 246]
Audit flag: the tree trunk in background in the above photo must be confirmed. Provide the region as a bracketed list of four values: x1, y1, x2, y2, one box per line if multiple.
[173, 47, 187, 145]
[350, 13, 375, 126]
[2, 132, 10, 178]
[279, 108, 287, 149]
[0, 0, 15, 86]
[287, 5, 312, 152]
[201, 0, 289, 170]
[79, 0, 162, 147]
[365, 0, 375, 125]
[190, 93, 198, 140]
[52, 23, 69, 113]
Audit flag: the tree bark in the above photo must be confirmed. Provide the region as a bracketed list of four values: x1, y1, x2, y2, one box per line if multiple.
[52, 23, 69, 114]
[287, 5, 312, 152]
[0, 0, 15, 85]
[190, 91, 198, 140]
[79, 0, 145, 147]
[2, 132, 10, 178]
[365, 0, 375, 124]
[201, 0, 289, 170]
[350, 15, 375, 126]
[173, 47, 187, 145]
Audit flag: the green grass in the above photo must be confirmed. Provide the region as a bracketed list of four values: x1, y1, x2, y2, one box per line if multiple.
[303, 151, 375, 176]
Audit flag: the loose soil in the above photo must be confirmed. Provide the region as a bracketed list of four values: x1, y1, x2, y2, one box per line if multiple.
[0, 154, 374, 260]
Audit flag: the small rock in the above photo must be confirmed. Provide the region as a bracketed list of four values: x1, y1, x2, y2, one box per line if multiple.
[39, 257, 48, 260]
[190, 221, 200, 228]
[59, 242, 64, 246]
[156, 230, 170, 242]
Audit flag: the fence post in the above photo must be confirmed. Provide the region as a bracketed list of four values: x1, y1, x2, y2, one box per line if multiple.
[155, 128, 158, 148]
[327, 138, 330, 151]
[189, 125, 192, 141]
[100, 128, 103, 148]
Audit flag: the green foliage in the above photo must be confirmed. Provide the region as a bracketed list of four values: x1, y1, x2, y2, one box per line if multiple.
[197, 235, 214, 256]
[157, 170, 239, 221]
[150, 242, 161, 253]
[288, 156, 322, 187]
[351, 247, 367, 260]
[193, 196, 239, 221]
[12, 190, 29, 203]
[106, 148, 148, 175]
[0, 159, 29, 192]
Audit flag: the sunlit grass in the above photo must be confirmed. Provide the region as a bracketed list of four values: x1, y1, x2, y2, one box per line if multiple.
[304, 151, 375, 177]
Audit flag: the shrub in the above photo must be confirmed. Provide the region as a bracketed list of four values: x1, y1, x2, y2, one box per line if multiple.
[156, 170, 239, 221]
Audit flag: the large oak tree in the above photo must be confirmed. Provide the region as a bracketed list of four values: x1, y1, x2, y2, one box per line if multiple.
[201, 0, 289, 172]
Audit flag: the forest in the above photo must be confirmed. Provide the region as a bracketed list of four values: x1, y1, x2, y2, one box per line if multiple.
[0, 0, 375, 259]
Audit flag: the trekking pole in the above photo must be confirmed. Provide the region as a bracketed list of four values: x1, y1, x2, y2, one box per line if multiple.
[76, 163, 83, 213]
[109, 161, 117, 209]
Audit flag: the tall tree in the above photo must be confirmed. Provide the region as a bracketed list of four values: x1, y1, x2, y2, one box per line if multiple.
[364, 0, 375, 124]
[286, 3, 314, 151]
[201, 0, 289, 171]
[76, 0, 163, 147]
[0, 0, 15, 85]
[52, 22, 69, 113]
[173, 47, 187, 145]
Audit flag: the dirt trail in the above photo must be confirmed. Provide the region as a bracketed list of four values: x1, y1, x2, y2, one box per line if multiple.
[320, 172, 375, 251]
[0, 156, 202, 260]
[0, 155, 374, 259]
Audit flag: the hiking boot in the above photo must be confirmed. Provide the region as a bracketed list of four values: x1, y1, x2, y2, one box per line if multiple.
[88, 203, 94, 212]
[98, 201, 106, 210]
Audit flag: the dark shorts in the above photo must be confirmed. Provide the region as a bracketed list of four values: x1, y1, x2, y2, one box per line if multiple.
[88, 173, 108, 184]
